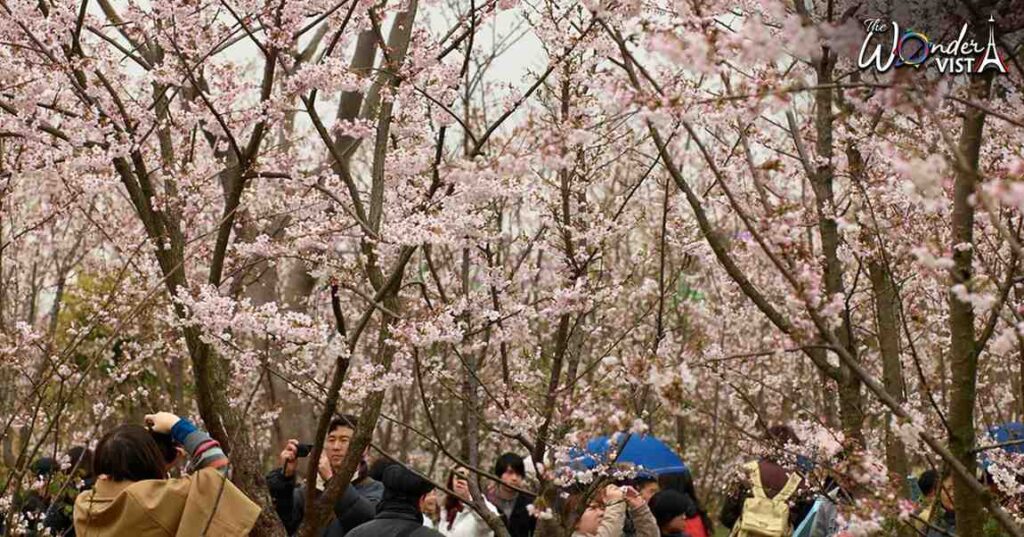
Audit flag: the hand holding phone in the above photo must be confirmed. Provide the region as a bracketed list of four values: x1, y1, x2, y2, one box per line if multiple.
[280, 439, 301, 477]
[296, 443, 314, 458]
[452, 474, 471, 500]
[622, 485, 645, 509]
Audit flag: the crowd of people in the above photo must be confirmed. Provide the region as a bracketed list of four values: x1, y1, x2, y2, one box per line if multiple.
[2, 414, 1011, 536]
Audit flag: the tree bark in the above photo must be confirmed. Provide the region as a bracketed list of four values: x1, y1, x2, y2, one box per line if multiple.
[298, 289, 401, 537]
[1018, 335, 1024, 419]
[948, 73, 992, 537]
[675, 415, 687, 455]
[869, 260, 910, 496]
[808, 50, 863, 445]
[276, 260, 318, 447]
[299, 4, 419, 531]
[604, 17, 1023, 537]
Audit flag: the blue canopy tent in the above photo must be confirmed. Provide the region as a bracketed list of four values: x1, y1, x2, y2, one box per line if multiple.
[988, 422, 1024, 454]
[978, 422, 1024, 470]
[571, 433, 687, 476]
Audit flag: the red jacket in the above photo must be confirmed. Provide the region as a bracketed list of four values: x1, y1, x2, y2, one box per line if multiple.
[682, 515, 708, 537]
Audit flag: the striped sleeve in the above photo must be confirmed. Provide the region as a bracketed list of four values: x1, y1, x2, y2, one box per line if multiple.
[182, 428, 228, 473]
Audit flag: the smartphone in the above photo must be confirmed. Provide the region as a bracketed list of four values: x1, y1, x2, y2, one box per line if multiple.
[296, 443, 314, 458]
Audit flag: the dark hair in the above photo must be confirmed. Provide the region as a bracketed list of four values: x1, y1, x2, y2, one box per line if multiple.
[31, 457, 58, 477]
[93, 425, 167, 482]
[557, 484, 601, 530]
[648, 489, 697, 528]
[65, 446, 94, 477]
[658, 471, 713, 532]
[381, 464, 435, 504]
[633, 474, 657, 487]
[766, 425, 801, 447]
[444, 467, 467, 514]
[368, 455, 398, 482]
[329, 414, 359, 434]
[494, 452, 526, 478]
[150, 431, 179, 467]
[918, 469, 939, 497]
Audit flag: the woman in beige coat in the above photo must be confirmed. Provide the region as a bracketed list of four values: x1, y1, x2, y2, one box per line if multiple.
[571, 485, 659, 537]
[74, 412, 260, 536]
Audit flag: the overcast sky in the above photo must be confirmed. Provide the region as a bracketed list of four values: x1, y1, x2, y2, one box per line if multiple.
[93, 1, 548, 97]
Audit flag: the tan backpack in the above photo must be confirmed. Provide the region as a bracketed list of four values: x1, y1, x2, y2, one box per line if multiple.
[730, 461, 802, 537]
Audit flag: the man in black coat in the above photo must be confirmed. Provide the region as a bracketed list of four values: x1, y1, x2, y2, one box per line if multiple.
[267, 415, 384, 536]
[346, 465, 443, 537]
[486, 452, 536, 537]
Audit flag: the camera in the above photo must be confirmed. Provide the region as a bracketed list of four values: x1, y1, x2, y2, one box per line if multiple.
[296, 443, 314, 458]
[150, 431, 179, 466]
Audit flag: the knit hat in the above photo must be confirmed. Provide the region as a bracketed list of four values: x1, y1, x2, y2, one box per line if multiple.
[382, 464, 436, 501]
[648, 489, 696, 528]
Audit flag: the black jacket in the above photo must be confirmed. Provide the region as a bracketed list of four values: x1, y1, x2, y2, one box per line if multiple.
[267, 468, 384, 536]
[489, 491, 536, 537]
[43, 476, 94, 537]
[346, 499, 443, 537]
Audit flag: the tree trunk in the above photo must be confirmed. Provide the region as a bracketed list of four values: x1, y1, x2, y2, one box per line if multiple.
[948, 72, 992, 537]
[675, 415, 687, 455]
[276, 260, 318, 450]
[869, 260, 910, 496]
[113, 141, 287, 536]
[1018, 337, 1024, 419]
[298, 288, 401, 536]
[815, 361, 838, 428]
[810, 49, 863, 445]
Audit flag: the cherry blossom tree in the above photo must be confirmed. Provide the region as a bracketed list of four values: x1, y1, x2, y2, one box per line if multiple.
[1, 0, 1023, 536]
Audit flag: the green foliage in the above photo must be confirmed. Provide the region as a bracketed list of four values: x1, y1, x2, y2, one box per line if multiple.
[673, 279, 704, 308]
[984, 516, 1011, 537]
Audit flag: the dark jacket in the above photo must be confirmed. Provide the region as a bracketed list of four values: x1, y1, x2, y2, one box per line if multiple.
[719, 459, 812, 530]
[925, 508, 956, 537]
[487, 489, 536, 537]
[346, 499, 443, 537]
[44, 476, 95, 536]
[267, 468, 384, 536]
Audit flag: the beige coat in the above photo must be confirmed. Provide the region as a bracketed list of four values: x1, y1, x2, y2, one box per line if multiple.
[571, 501, 660, 537]
[73, 467, 261, 537]
[628, 502, 660, 537]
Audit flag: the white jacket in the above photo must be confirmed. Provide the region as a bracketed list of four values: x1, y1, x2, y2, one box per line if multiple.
[438, 499, 500, 537]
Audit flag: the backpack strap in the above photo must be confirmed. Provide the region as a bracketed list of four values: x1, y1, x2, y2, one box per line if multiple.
[744, 461, 767, 499]
[791, 498, 821, 537]
[775, 472, 802, 502]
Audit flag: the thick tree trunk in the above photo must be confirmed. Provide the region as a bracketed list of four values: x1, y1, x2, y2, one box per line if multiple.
[948, 73, 992, 537]
[277, 260, 318, 449]
[869, 260, 910, 496]
[178, 318, 285, 536]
